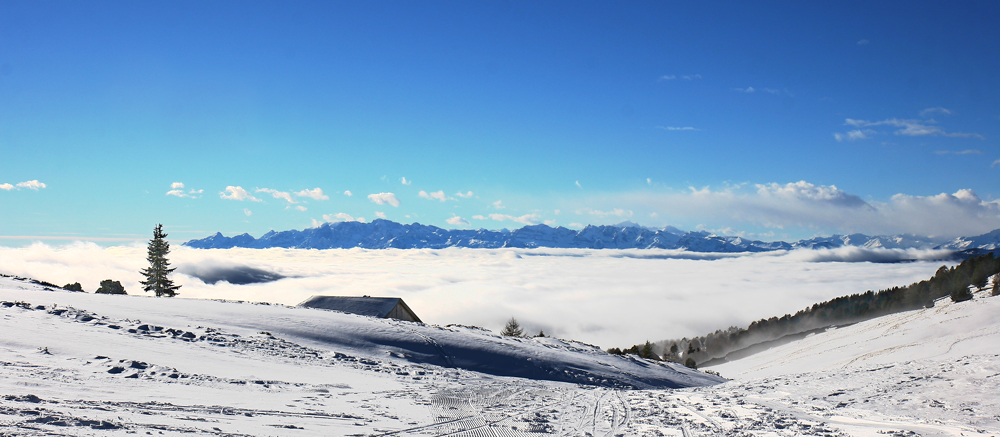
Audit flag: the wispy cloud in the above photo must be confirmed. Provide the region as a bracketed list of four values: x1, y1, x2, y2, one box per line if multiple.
[220, 186, 261, 202]
[455, 191, 474, 198]
[294, 205, 307, 211]
[992, 159, 1000, 168]
[611, 180, 1000, 237]
[656, 126, 698, 131]
[446, 215, 471, 226]
[294, 188, 329, 201]
[734, 86, 755, 93]
[16, 180, 46, 190]
[576, 208, 634, 218]
[492, 200, 505, 209]
[419, 190, 449, 202]
[256, 188, 297, 204]
[857, 39, 869, 45]
[368, 192, 400, 207]
[344, 190, 352, 197]
[323, 212, 364, 223]
[243, 209, 252, 216]
[472, 213, 540, 225]
[920, 107, 952, 117]
[934, 149, 982, 155]
[843, 118, 984, 139]
[375, 211, 387, 219]
[833, 129, 877, 142]
[659, 74, 701, 81]
[575, 181, 582, 188]
[166, 182, 203, 198]
[400, 177, 412, 185]
[2, 180, 48, 191]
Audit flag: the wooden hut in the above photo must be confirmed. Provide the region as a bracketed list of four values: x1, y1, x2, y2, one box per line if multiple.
[298, 296, 422, 323]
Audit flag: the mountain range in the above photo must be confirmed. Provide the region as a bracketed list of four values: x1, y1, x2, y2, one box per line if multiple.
[183, 220, 1000, 253]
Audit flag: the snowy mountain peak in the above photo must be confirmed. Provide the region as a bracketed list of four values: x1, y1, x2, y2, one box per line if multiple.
[183, 220, 1000, 254]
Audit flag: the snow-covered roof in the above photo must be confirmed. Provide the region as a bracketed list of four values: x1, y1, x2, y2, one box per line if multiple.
[298, 295, 421, 322]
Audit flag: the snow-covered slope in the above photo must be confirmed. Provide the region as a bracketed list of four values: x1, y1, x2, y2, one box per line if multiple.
[3, 274, 999, 436]
[184, 219, 995, 252]
[712, 286, 1000, 380]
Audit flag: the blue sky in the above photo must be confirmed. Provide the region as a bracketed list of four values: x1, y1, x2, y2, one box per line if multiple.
[2, 1, 999, 245]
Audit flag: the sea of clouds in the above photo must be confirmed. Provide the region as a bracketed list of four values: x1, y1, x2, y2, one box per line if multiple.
[0, 243, 957, 348]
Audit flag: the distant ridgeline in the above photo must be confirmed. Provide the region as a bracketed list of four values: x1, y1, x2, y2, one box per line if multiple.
[614, 253, 1000, 367]
[184, 219, 1000, 253]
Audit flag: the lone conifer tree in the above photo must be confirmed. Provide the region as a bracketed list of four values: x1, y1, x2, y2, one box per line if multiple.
[140, 224, 180, 297]
[500, 317, 524, 337]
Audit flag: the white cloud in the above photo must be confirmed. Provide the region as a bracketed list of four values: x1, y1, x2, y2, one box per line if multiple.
[323, 212, 364, 223]
[754, 181, 869, 208]
[647, 178, 652, 186]
[844, 118, 983, 139]
[568, 223, 585, 229]
[166, 182, 202, 198]
[575, 181, 582, 188]
[220, 186, 262, 202]
[295, 206, 307, 211]
[0, 243, 952, 349]
[256, 188, 297, 204]
[615, 181, 1000, 237]
[920, 107, 952, 117]
[368, 192, 400, 207]
[658, 75, 676, 81]
[833, 129, 877, 142]
[295, 188, 329, 201]
[492, 200, 505, 209]
[0, 183, 13, 191]
[857, 39, 869, 45]
[682, 74, 702, 80]
[934, 150, 982, 155]
[419, 190, 448, 202]
[656, 126, 698, 131]
[576, 208, 634, 218]
[243, 209, 252, 216]
[400, 177, 412, 186]
[344, 190, 353, 197]
[375, 211, 387, 219]
[446, 216, 471, 226]
[455, 191, 474, 198]
[993, 159, 1000, 168]
[734, 87, 755, 93]
[15, 180, 46, 190]
[478, 213, 541, 225]
[544, 220, 556, 226]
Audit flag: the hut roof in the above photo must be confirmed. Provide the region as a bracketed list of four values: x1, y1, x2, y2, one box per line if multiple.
[298, 296, 421, 322]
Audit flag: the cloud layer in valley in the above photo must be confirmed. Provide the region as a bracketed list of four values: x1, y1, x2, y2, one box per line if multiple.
[0, 243, 954, 349]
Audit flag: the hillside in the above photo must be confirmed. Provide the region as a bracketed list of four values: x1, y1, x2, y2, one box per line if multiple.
[2, 274, 999, 435]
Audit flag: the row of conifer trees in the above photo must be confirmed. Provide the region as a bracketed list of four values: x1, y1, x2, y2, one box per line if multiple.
[611, 252, 1000, 367]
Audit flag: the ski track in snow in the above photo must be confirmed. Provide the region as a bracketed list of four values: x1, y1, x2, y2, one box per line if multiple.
[2, 279, 1000, 436]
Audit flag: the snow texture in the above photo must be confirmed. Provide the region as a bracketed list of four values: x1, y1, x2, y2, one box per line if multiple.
[3, 274, 999, 436]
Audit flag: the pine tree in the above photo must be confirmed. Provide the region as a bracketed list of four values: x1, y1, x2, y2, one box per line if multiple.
[500, 317, 524, 337]
[140, 224, 180, 297]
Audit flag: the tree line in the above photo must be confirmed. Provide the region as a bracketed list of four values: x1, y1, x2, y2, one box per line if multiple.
[609, 253, 1000, 368]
